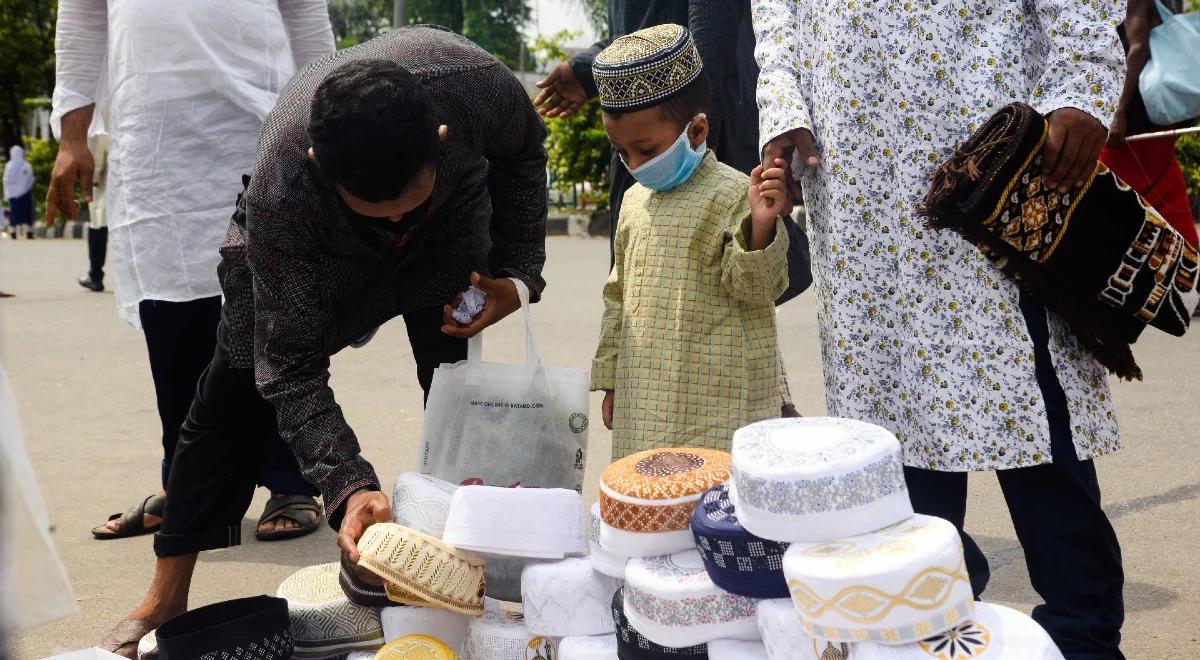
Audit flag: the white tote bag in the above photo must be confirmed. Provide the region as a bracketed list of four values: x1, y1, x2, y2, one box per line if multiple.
[419, 281, 589, 491]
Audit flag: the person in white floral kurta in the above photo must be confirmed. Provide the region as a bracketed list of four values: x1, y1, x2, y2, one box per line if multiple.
[753, 1, 1128, 656]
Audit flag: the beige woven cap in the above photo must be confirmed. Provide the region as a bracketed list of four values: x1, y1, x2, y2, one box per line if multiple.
[357, 522, 487, 616]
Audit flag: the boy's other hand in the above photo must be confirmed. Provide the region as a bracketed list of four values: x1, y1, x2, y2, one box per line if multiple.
[602, 390, 614, 430]
[749, 161, 791, 250]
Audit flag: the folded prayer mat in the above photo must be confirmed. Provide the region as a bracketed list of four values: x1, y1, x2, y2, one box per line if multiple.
[155, 595, 293, 660]
[922, 102, 1199, 380]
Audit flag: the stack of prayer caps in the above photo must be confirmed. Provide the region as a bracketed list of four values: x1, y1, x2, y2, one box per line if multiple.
[375, 634, 460, 659]
[339, 554, 397, 609]
[588, 502, 629, 578]
[521, 557, 620, 637]
[444, 485, 587, 559]
[689, 484, 789, 599]
[392, 473, 531, 601]
[611, 587, 708, 659]
[782, 515, 973, 646]
[392, 472, 458, 538]
[623, 550, 760, 648]
[729, 418, 912, 543]
[356, 522, 487, 616]
[461, 597, 560, 660]
[558, 633, 619, 660]
[155, 595, 293, 660]
[706, 640, 768, 660]
[381, 604, 470, 652]
[277, 563, 385, 658]
[591, 24, 704, 114]
[599, 448, 730, 557]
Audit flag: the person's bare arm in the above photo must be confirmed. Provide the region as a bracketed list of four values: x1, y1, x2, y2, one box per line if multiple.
[1109, 0, 1154, 146]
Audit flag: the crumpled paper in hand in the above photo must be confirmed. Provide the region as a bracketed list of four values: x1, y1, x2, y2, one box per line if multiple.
[452, 286, 487, 324]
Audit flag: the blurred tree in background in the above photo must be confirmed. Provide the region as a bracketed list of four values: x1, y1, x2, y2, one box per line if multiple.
[0, 0, 56, 150]
[330, 0, 531, 69]
[328, 0, 391, 48]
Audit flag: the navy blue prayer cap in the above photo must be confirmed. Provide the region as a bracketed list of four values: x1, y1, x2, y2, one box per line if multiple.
[612, 587, 708, 659]
[690, 483, 790, 599]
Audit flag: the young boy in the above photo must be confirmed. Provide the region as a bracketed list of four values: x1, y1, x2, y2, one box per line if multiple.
[590, 24, 792, 459]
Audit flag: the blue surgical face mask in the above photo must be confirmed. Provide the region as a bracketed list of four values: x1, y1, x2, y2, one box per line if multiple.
[622, 115, 707, 192]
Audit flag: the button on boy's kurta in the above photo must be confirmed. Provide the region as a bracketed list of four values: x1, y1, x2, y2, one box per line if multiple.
[592, 152, 789, 459]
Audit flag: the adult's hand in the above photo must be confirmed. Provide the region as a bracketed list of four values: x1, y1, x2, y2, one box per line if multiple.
[1043, 108, 1106, 194]
[1106, 107, 1129, 149]
[534, 62, 588, 119]
[337, 489, 392, 586]
[441, 273, 522, 339]
[761, 127, 821, 200]
[45, 138, 94, 223]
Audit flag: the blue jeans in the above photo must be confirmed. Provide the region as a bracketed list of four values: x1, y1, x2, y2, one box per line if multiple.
[903, 294, 1125, 659]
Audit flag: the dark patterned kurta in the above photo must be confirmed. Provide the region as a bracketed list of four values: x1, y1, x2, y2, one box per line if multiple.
[218, 26, 548, 519]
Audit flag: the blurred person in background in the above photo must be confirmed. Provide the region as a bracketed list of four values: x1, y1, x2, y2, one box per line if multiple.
[1101, 0, 1199, 250]
[3, 145, 35, 240]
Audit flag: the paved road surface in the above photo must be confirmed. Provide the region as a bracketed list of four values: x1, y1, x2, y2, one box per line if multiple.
[2, 237, 1197, 657]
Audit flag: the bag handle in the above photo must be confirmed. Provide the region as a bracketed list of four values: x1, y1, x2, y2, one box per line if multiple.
[466, 278, 541, 366]
[1155, 0, 1174, 19]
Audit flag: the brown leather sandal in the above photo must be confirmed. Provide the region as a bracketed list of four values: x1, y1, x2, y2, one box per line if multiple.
[256, 493, 323, 541]
[92, 494, 165, 539]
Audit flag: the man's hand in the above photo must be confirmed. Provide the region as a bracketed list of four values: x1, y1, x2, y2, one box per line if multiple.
[762, 128, 820, 200]
[337, 489, 392, 586]
[45, 139, 94, 223]
[602, 390, 614, 430]
[441, 273, 522, 339]
[534, 62, 588, 119]
[1043, 108, 1106, 194]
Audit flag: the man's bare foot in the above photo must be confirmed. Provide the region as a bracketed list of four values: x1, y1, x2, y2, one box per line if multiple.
[100, 554, 197, 657]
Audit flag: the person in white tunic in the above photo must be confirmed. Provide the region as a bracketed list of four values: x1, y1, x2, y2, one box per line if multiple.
[752, 2, 1127, 657]
[47, 0, 334, 546]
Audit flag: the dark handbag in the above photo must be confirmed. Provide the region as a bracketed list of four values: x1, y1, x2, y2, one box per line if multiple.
[775, 212, 813, 306]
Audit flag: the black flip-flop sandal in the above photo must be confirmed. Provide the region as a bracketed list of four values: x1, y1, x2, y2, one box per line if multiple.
[256, 493, 324, 541]
[92, 494, 166, 540]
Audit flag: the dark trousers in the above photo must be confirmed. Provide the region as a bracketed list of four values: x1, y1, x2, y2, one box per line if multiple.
[904, 294, 1124, 659]
[403, 305, 469, 403]
[87, 225, 107, 283]
[155, 305, 464, 557]
[139, 297, 313, 495]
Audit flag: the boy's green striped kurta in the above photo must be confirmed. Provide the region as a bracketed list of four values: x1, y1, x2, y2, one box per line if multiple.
[592, 152, 789, 460]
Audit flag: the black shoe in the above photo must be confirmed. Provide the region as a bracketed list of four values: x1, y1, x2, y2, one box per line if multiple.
[78, 274, 104, 292]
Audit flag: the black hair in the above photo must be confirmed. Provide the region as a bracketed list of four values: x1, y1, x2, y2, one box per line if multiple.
[657, 71, 712, 127]
[308, 59, 439, 203]
[604, 70, 712, 129]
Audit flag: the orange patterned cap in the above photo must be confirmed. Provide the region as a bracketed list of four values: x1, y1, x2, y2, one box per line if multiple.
[601, 448, 731, 501]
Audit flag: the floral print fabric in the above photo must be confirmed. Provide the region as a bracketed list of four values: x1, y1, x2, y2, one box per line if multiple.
[752, 0, 1126, 470]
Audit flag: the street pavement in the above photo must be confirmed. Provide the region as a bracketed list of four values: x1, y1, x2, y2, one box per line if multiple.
[2, 236, 1198, 658]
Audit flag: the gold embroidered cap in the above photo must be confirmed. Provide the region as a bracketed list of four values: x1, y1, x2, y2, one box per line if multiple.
[593, 24, 704, 113]
[376, 634, 459, 659]
[356, 522, 487, 616]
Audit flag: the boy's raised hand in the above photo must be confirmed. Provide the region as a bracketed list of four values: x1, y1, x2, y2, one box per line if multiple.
[748, 159, 792, 250]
